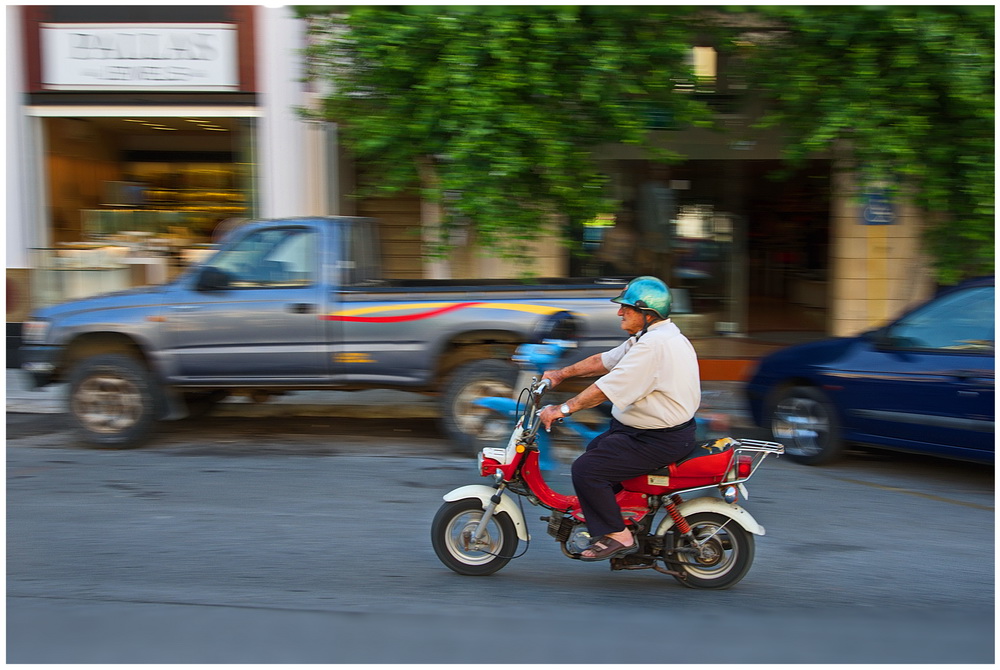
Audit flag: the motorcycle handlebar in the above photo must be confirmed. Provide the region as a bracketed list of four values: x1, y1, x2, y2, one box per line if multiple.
[518, 379, 551, 439]
[532, 378, 552, 396]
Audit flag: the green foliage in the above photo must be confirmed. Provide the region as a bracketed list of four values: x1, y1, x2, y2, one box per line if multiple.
[299, 6, 994, 282]
[299, 6, 705, 256]
[734, 6, 994, 283]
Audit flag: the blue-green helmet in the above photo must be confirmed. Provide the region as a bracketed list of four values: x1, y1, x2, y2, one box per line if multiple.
[611, 276, 672, 319]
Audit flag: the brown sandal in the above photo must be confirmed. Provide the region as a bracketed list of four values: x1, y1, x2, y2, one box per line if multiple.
[579, 535, 638, 562]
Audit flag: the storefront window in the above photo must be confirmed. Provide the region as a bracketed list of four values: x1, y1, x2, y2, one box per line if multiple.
[45, 116, 254, 234]
[572, 158, 829, 335]
[41, 115, 256, 292]
[672, 203, 735, 312]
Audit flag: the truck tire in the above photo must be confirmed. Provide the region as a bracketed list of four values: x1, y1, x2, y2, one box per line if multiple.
[67, 353, 159, 449]
[441, 359, 518, 456]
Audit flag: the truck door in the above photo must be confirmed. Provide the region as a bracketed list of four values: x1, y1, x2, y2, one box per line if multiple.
[163, 225, 329, 382]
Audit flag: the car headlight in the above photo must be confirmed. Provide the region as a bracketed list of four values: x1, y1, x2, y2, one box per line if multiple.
[22, 320, 50, 344]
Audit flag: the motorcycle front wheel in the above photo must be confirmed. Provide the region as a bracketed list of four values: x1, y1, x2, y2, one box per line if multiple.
[667, 512, 755, 589]
[431, 499, 518, 576]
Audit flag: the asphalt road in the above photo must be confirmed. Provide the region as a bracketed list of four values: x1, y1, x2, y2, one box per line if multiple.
[6, 412, 995, 663]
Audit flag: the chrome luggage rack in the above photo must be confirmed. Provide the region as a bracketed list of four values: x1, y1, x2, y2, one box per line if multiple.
[663, 438, 784, 497]
[728, 438, 785, 485]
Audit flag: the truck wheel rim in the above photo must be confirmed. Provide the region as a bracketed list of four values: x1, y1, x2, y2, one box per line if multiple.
[72, 373, 143, 434]
[454, 380, 513, 437]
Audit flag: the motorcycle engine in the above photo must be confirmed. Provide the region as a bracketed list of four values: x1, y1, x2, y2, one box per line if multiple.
[565, 525, 594, 555]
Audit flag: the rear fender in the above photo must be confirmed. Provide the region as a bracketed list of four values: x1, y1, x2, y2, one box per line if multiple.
[655, 496, 765, 536]
[443, 484, 529, 541]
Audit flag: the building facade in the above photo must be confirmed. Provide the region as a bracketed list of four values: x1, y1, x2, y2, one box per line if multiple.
[6, 5, 937, 355]
[6, 6, 338, 320]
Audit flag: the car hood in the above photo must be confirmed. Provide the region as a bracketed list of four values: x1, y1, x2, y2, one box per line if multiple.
[29, 282, 180, 320]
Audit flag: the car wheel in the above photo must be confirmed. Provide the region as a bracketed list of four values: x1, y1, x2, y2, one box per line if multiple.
[770, 385, 843, 465]
[67, 353, 159, 449]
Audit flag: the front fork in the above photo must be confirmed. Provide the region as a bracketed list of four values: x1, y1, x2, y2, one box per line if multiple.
[471, 483, 507, 544]
[443, 482, 531, 542]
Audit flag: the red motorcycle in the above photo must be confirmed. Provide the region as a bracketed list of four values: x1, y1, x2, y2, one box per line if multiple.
[432, 377, 784, 589]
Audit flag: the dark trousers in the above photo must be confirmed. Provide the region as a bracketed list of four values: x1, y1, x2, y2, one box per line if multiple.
[571, 417, 697, 537]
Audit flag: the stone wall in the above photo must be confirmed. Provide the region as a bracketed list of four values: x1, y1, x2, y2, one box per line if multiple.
[829, 170, 935, 336]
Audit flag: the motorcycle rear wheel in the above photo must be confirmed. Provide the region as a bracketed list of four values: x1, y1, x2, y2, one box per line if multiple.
[667, 512, 755, 589]
[431, 499, 518, 576]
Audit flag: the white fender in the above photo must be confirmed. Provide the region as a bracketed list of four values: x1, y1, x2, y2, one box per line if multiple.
[443, 485, 530, 541]
[655, 496, 765, 537]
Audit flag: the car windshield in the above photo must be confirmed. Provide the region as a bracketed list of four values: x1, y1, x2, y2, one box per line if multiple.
[888, 285, 994, 351]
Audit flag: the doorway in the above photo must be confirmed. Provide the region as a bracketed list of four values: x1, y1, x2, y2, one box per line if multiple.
[560, 157, 833, 339]
[743, 160, 830, 339]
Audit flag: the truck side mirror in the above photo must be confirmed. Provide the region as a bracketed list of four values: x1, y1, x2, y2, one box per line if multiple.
[196, 266, 232, 292]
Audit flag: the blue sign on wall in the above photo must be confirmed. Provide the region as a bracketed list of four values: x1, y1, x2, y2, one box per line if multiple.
[862, 190, 896, 225]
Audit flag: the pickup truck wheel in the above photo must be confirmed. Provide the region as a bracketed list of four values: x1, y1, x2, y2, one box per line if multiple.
[441, 359, 518, 455]
[68, 354, 158, 449]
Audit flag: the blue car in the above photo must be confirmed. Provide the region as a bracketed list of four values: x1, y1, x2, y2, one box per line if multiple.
[746, 277, 994, 465]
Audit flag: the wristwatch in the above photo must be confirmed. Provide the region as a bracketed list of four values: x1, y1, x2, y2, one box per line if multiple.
[559, 403, 572, 417]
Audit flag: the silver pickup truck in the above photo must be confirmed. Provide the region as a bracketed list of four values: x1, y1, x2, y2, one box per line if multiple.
[20, 216, 629, 451]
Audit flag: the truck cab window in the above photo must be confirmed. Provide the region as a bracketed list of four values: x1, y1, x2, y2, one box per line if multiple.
[208, 228, 318, 288]
[341, 222, 381, 286]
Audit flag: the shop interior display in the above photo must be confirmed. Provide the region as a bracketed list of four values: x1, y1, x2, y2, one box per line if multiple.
[96, 162, 249, 239]
[35, 162, 249, 307]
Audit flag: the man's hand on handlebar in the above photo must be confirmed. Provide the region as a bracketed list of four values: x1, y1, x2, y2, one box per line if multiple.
[537, 355, 610, 432]
[541, 369, 567, 389]
[538, 404, 564, 432]
[539, 382, 612, 433]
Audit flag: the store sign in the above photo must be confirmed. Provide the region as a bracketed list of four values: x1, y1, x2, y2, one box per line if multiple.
[40, 23, 239, 91]
[862, 190, 896, 225]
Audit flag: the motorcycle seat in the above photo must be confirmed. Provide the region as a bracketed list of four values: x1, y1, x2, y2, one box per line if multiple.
[648, 437, 738, 476]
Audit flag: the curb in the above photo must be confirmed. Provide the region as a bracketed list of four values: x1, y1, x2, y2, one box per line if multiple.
[698, 359, 756, 383]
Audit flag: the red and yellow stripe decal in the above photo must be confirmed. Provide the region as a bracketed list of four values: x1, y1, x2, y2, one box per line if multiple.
[321, 302, 567, 323]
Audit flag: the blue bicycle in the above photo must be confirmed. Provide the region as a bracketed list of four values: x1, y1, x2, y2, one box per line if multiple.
[473, 340, 604, 471]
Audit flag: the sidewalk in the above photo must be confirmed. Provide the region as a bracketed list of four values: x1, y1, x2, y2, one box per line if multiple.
[3, 368, 440, 419]
[5, 369, 754, 429]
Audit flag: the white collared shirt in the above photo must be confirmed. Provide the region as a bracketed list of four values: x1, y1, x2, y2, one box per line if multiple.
[595, 319, 701, 429]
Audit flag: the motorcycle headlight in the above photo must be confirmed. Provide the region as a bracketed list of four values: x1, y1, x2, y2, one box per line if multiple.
[22, 320, 50, 344]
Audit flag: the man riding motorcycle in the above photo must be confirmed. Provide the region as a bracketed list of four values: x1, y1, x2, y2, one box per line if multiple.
[538, 276, 701, 561]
